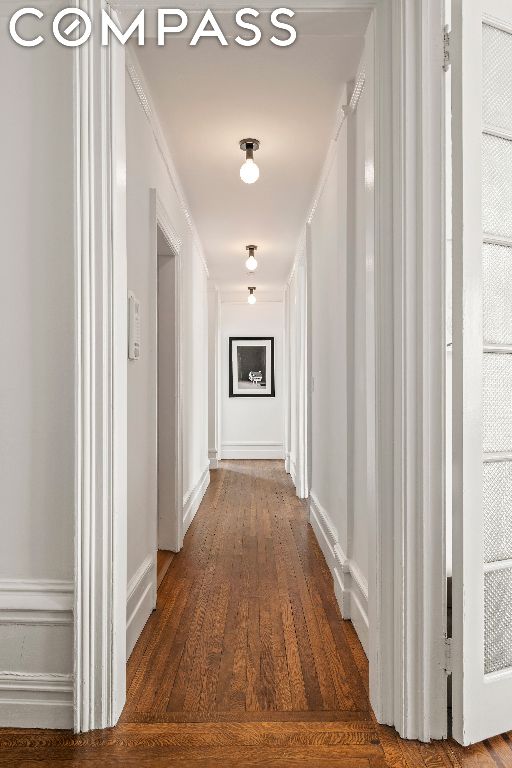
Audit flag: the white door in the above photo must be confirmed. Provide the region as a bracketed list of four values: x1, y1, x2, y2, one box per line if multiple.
[452, 0, 512, 746]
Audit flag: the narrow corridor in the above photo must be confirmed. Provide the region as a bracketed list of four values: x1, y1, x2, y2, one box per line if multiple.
[0, 463, 507, 765]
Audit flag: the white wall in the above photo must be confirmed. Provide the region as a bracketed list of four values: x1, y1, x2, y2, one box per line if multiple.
[221, 302, 284, 460]
[290, 77, 371, 656]
[125, 64, 209, 656]
[208, 283, 221, 469]
[0, 22, 74, 728]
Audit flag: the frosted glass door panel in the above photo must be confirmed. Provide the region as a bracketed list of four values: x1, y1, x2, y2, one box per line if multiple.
[483, 243, 512, 344]
[482, 353, 512, 452]
[483, 24, 512, 133]
[484, 461, 512, 562]
[482, 134, 512, 238]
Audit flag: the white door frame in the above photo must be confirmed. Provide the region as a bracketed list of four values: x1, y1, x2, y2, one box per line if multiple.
[151, 189, 184, 553]
[76, 0, 447, 740]
[73, 1, 127, 731]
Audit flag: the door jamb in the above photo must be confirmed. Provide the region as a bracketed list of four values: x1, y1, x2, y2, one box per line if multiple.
[151, 188, 184, 553]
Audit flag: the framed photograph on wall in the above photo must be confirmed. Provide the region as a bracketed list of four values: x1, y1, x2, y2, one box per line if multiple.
[229, 337, 275, 397]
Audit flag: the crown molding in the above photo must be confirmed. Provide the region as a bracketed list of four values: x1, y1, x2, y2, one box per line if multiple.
[125, 47, 209, 277]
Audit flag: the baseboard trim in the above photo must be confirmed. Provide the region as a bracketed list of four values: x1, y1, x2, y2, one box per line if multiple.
[221, 442, 284, 460]
[309, 492, 369, 656]
[126, 554, 156, 659]
[285, 452, 291, 473]
[0, 672, 73, 729]
[208, 449, 219, 470]
[290, 457, 297, 487]
[183, 466, 210, 535]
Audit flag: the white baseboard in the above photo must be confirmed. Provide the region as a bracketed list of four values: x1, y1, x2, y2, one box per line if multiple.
[285, 452, 290, 473]
[221, 441, 284, 460]
[309, 493, 369, 656]
[0, 672, 73, 729]
[183, 465, 210, 534]
[208, 449, 219, 470]
[126, 554, 156, 659]
[0, 579, 74, 728]
[290, 457, 297, 486]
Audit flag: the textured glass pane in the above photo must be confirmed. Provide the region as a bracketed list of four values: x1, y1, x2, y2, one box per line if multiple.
[483, 24, 512, 133]
[483, 242, 512, 344]
[484, 462, 512, 562]
[485, 567, 512, 673]
[483, 353, 512, 452]
[482, 134, 512, 238]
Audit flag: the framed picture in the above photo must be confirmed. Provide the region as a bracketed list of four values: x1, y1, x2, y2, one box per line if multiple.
[229, 337, 275, 397]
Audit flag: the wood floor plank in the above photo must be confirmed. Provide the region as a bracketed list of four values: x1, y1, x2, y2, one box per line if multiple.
[3, 461, 512, 767]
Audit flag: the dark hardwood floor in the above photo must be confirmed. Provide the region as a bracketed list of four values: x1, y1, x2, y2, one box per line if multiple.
[1, 460, 511, 765]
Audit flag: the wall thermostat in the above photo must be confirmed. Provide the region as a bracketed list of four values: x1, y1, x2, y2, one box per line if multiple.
[128, 291, 141, 360]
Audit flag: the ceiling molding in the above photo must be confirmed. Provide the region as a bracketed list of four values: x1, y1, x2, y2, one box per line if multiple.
[126, 47, 209, 277]
[285, 46, 366, 289]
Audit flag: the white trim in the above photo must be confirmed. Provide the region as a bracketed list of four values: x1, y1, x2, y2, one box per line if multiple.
[0, 672, 73, 729]
[208, 284, 222, 471]
[125, 47, 209, 278]
[221, 442, 285, 460]
[0, 580, 73, 612]
[290, 457, 297, 486]
[152, 188, 184, 553]
[388, 0, 447, 741]
[209, 450, 220, 470]
[309, 493, 369, 656]
[126, 555, 156, 659]
[183, 467, 210, 535]
[74, 1, 127, 732]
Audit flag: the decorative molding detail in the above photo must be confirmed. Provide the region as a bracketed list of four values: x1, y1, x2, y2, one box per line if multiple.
[0, 580, 73, 612]
[208, 450, 219, 470]
[183, 466, 210, 535]
[0, 672, 73, 729]
[156, 200, 182, 256]
[126, 555, 156, 659]
[221, 442, 285, 460]
[125, 47, 209, 278]
[309, 492, 369, 656]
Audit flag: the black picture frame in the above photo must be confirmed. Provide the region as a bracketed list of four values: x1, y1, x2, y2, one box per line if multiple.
[229, 337, 275, 397]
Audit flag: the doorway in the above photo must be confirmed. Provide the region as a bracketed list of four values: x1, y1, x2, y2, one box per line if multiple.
[156, 225, 179, 584]
[74, 0, 447, 742]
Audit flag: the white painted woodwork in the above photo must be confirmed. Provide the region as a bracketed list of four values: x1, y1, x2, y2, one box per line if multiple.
[208, 284, 222, 469]
[451, 0, 512, 746]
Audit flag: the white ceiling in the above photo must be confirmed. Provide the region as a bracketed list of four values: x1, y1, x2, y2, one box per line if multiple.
[130, 10, 369, 298]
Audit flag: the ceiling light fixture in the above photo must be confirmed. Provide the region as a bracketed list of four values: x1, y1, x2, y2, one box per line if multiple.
[245, 244, 258, 272]
[239, 138, 260, 184]
[247, 286, 257, 305]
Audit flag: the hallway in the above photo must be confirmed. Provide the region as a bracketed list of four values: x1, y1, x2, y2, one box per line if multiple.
[0, 461, 507, 766]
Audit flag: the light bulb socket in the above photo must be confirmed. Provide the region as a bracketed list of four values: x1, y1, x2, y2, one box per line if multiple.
[248, 287, 256, 295]
[246, 244, 258, 257]
[240, 138, 260, 162]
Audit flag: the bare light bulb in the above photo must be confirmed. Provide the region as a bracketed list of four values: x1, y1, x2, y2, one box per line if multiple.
[248, 292, 257, 305]
[245, 254, 258, 271]
[240, 158, 260, 184]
